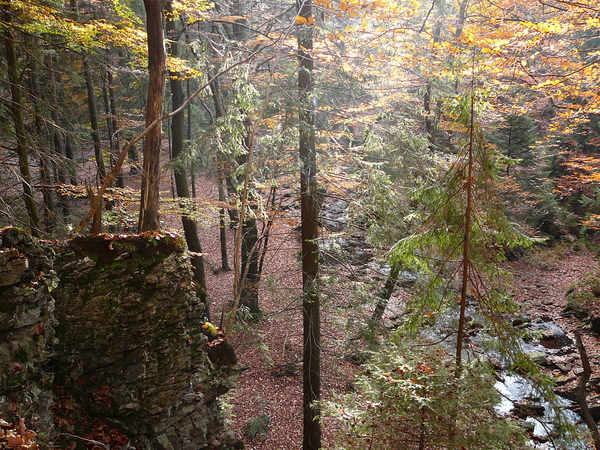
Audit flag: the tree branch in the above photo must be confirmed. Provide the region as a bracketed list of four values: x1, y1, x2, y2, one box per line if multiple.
[74, 47, 269, 234]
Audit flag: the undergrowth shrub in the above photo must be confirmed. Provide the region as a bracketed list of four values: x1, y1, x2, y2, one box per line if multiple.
[325, 343, 531, 450]
[243, 413, 271, 442]
[564, 267, 600, 320]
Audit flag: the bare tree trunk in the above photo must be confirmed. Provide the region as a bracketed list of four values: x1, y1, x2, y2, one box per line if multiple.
[297, 0, 321, 448]
[208, 73, 240, 227]
[83, 57, 105, 232]
[28, 59, 56, 232]
[83, 56, 106, 182]
[186, 78, 197, 198]
[2, 4, 41, 237]
[238, 120, 262, 316]
[166, 1, 207, 301]
[371, 263, 401, 322]
[138, 0, 167, 232]
[217, 172, 231, 272]
[47, 55, 71, 217]
[240, 212, 260, 315]
[105, 61, 125, 188]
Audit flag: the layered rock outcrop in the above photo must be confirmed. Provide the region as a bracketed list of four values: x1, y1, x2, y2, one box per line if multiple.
[0, 228, 238, 450]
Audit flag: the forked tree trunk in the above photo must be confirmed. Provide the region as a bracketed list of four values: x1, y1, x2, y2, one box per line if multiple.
[297, 0, 321, 448]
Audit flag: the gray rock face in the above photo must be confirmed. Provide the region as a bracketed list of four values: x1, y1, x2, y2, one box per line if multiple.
[0, 227, 57, 435]
[0, 229, 238, 450]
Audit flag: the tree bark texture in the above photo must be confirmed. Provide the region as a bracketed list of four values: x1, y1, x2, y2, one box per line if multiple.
[297, 0, 322, 448]
[138, 0, 167, 232]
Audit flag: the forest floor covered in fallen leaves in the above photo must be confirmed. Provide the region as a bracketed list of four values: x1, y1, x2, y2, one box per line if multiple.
[190, 170, 600, 448]
[75, 159, 600, 449]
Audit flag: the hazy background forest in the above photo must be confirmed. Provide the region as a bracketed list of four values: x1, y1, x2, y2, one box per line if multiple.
[2, 0, 600, 449]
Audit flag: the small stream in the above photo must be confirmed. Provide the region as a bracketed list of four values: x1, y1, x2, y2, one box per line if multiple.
[486, 319, 593, 449]
[320, 195, 597, 449]
[422, 305, 593, 450]
[495, 372, 588, 449]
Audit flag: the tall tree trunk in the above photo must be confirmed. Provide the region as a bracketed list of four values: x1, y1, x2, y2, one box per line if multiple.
[166, 1, 207, 301]
[28, 58, 56, 232]
[138, 0, 167, 232]
[64, 136, 77, 185]
[238, 120, 261, 316]
[217, 172, 231, 272]
[2, 4, 41, 237]
[47, 55, 71, 217]
[208, 74, 240, 226]
[456, 94, 476, 372]
[204, 70, 230, 271]
[83, 56, 106, 182]
[83, 57, 104, 231]
[187, 78, 197, 198]
[239, 209, 260, 316]
[105, 62, 125, 188]
[208, 72, 235, 269]
[297, 1, 321, 448]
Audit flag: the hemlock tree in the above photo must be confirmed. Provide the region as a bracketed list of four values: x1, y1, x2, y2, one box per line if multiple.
[297, 0, 321, 449]
[326, 343, 532, 450]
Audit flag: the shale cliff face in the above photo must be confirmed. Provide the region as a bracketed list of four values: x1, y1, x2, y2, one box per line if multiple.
[0, 228, 239, 450]
[0, 227, 57, 435]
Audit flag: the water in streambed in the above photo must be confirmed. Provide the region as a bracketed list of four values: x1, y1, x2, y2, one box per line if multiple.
[494, 371, 589, 449]
[422, 306, 592, 450]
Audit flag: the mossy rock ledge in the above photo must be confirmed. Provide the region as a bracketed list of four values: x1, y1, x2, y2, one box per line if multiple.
[0, 228, 239, 450]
